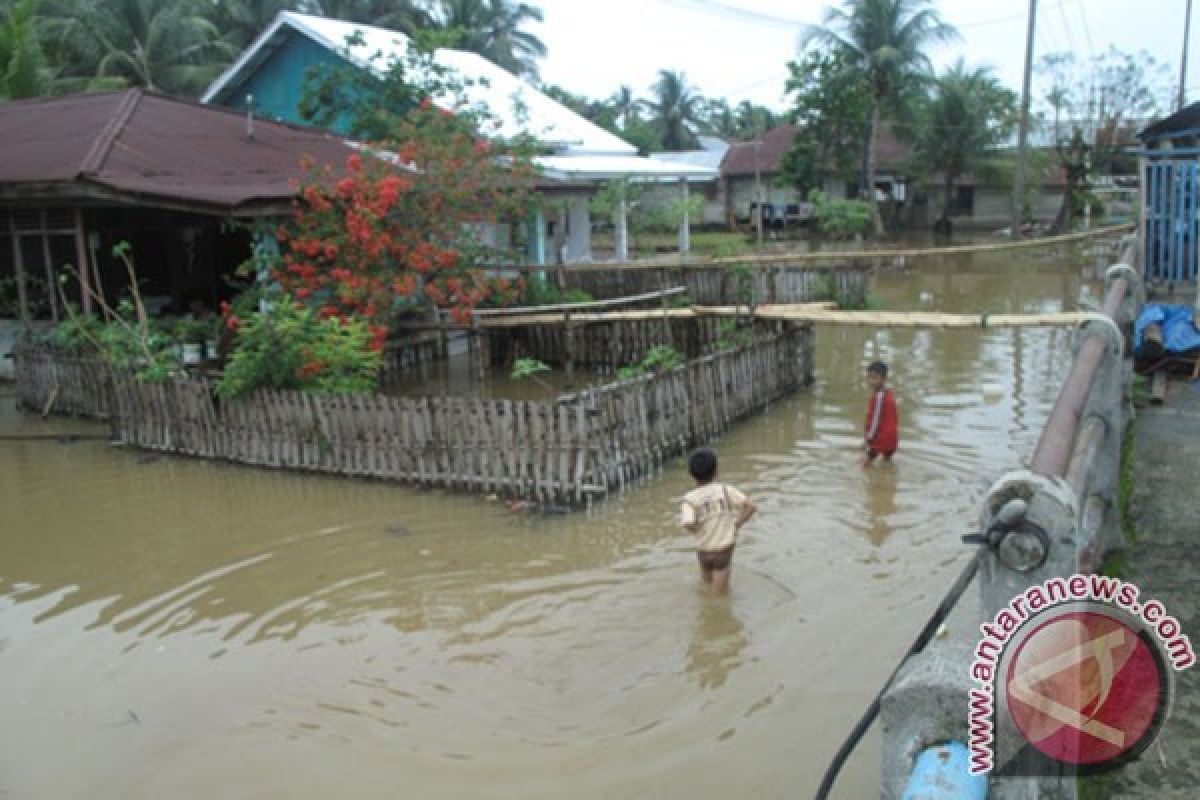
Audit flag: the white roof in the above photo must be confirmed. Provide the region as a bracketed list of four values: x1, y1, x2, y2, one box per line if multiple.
[203, 11, 636, 157]
[536, 154, 717, 182]
[648, 147, 728, 173]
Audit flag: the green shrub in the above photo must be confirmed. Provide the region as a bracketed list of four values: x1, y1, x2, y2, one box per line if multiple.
[617, 344, 686, 380]
[215, 299, 382, 398]
[520, 276, 592, 306]
[808, 189, 872, 239]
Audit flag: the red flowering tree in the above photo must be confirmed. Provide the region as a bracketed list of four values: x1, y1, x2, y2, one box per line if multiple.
[271, 96, 536, 351]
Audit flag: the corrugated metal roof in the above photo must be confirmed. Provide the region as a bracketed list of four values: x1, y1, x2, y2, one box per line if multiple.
[720, 124, 914, 177]
[203, 11, 637, 157]
[0, 89, 357, 212]
[1139, 102, 1200, 141]
[536, 154, 717, 182]
[649, 140, 729, 173]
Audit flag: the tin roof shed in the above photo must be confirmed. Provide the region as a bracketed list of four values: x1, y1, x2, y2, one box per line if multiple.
[0, 89, 357, 215]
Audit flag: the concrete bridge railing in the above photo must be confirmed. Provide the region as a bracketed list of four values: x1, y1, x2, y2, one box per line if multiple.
[879, 234, 1142, 799]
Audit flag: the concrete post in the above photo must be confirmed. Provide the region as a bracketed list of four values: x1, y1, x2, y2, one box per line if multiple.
[615, 196, 629, 262]
[678, 177, 691, 255]
[566, 194, 592, 263]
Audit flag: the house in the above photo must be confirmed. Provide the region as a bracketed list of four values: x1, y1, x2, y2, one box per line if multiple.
[643, 137, 730, 227]
[0, 89, 360, 376]
[201, 11, 714, 263]
[1137, 103, 1200, 284]
[719, 122, 1070, 234]
[718, 124, 912, 229]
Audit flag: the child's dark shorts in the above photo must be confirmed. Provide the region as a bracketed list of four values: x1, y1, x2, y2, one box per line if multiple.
[866, 447, 896, 461]
[697, 545, 734, 570]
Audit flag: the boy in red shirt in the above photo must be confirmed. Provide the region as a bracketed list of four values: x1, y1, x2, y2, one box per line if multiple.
[861, 361, 899, 467]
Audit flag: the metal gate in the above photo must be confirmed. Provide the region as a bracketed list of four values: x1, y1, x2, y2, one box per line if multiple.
[1145, 159, 1199, 282]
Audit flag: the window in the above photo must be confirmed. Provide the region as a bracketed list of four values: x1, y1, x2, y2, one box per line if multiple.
[951, 186, 975, 216]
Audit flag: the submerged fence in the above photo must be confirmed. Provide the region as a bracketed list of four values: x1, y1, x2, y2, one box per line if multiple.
[14, 324, 811, 504]
[559, 263, 868, 307]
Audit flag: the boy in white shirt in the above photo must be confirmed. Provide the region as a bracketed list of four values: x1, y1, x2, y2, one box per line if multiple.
[679, 448, 757, 595]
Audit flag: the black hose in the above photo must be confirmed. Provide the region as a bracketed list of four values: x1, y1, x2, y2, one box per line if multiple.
[813, 549, 984, 800]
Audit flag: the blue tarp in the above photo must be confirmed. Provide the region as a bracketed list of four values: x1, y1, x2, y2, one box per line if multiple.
[1134, 304, 1200, 354]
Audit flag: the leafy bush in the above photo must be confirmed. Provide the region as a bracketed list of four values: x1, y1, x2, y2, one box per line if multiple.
[808, 189, 872, 239]
[520, 276, 592, 306]
[617, 344, 686, 380]
[215, 298, 382, 398]
[716, 319, 755, 350]
[47, 308, 102, 352]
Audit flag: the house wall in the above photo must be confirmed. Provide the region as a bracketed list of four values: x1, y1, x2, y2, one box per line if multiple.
[726, 175, 804, 223]
[923, 186, 1064, 230]
[221, 32, 356, 133]
[638, 183, 724, 227]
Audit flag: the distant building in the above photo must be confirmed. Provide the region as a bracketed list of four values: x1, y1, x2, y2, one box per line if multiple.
[643, 137, 730, 227]
[1137, 103, 1200, 284]
[203, 11, 713, 263]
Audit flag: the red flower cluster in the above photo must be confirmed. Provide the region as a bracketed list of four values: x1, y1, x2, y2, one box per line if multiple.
[274, 106, 538, 338]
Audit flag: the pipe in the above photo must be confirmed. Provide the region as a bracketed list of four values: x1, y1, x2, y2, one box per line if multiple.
[1064, 413, 1108, 500]
[901, 742, 987, 800]
[1030, 275, 1127, 477]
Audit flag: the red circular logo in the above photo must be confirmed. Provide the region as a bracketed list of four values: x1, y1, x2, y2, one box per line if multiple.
[1005, 609, 1168, 768]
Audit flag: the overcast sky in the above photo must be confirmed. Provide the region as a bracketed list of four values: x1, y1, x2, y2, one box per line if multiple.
[535, 0, 1196, 114]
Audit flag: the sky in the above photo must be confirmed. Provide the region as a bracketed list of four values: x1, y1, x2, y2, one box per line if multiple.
[535, 0, 1197, 114]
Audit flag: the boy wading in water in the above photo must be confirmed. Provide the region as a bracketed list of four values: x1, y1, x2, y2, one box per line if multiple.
[679, 448, 757, 595]
[860, 360, 899, 468]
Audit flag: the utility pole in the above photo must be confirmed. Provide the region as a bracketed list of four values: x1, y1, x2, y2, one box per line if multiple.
[754, 139, 764, 247]
[1012, 0, 1038, 241]
[1180, 0, 1193, 110]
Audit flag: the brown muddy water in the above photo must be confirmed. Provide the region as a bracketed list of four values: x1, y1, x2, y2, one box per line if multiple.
[0, 246, 1101, 798]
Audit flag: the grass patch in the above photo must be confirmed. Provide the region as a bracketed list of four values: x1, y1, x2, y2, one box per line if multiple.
[1079, 773, 1116, 800]
[1099, 549, 1129, 579]
[1131, 373, 1151, 407]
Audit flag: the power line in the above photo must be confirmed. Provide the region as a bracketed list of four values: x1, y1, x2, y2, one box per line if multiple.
[655, 0, 808, 28]
[1074, 0, 1095, 59]
[1055, 0, 1078, 55]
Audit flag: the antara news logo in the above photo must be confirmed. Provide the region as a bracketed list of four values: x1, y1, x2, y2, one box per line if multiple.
[968, 574, 1195, 776]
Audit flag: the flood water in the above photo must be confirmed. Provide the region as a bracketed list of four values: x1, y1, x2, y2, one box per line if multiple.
[0, 245, 1100, 798]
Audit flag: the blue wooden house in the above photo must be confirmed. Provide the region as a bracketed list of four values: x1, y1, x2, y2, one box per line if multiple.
[202, 12, 714, 264]
[1138, 104, 1200, 284]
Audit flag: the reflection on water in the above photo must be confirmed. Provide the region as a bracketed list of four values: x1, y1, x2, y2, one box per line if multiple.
[686, 594, 748, 690]
[864, 464, 898, 547]
[0, 245, 1098, 798]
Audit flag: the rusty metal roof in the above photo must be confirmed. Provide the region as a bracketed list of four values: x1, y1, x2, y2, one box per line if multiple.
[0, 89, 358, 214]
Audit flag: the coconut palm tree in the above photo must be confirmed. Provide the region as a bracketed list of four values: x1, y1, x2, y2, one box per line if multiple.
[210, 0, 304, 51]
[608, 84, 640, 129]
[433, 0, 546, 80]
[646, 69, 704, 151]
[0, 0, 50, 99]
[805, 0, 956, 234]
[911, 60, 1017, 225]
[47, 0, 233, 96]
[308, 0, 435, 34]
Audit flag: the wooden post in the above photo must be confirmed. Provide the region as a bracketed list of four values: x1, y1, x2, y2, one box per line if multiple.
[73, 209, 92, 316]
[7, 212, 29, 329]
[436, 307, 449, 359]
[40, 214, 59, 322]
[473, 317, 488, 383]
[659, 268, 674, 348]
[564, 309, 575, 387]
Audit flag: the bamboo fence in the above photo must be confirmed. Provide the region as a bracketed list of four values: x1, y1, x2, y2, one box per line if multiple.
[559, 263, 866, 307]
[14, 326, 812, 505]
[12, 346, 112, 419]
